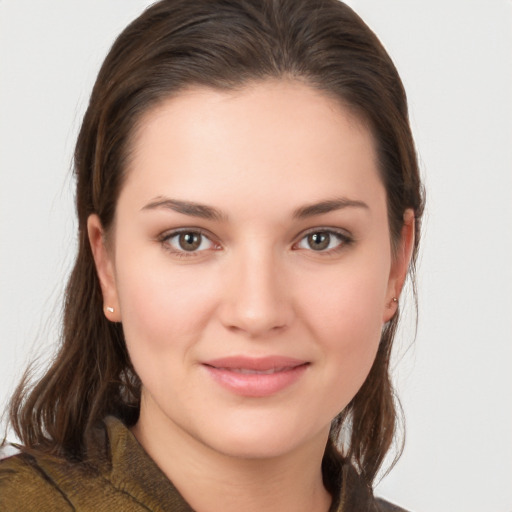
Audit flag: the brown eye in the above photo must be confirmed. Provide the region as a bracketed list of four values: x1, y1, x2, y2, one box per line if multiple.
[295, 229, 350, 253]
[163, 230, 215, 255]
[179, 232, 202, 251]
[307, 232, 330, 251]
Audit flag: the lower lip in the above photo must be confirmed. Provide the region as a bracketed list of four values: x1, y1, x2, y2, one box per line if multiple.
[203, 364, 309, 397]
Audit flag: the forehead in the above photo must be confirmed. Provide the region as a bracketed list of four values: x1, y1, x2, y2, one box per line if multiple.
[120, 80, 384, 214]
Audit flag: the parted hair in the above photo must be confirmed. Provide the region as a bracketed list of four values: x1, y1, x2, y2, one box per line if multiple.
[9, 0, 424, 486]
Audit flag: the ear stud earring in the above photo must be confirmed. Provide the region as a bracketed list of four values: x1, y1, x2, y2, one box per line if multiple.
[387, 297, 399, 309]
[106, 306, 115, 313]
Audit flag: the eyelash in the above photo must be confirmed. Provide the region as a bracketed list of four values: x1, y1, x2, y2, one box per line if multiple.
[293, 228, 353, 255]
[158, 228, 219, 258]
[158, 227, 353, 258]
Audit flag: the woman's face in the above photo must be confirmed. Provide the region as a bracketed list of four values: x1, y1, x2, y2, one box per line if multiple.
[90, 80, 410, 459]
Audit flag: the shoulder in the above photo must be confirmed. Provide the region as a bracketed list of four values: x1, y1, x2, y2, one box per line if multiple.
[0, 421, 115, 512]
[0, 418, 187, 511]
[375, 497, 411, 512]
[337, 462, 412, 512]
[0, 451, 74, 511]
[322, 442, 412, 512]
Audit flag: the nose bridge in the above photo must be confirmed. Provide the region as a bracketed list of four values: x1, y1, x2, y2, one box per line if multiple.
[220, 239, 291, 336]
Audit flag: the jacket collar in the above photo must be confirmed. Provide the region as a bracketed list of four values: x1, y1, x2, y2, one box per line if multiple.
[103, 416, 377, 512]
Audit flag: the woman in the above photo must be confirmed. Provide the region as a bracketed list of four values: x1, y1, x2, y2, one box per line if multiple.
[0, 0, 424, 510]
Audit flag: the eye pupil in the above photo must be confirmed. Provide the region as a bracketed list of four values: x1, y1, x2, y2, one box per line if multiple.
[308, 232, 330, 251]
[179, 232, 201, 251]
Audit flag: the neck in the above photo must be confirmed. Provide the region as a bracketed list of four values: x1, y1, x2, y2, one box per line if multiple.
[132, 402, 333, 512]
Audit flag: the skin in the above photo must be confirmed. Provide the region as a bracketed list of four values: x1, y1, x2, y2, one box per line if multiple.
[88, 80, 414, 512]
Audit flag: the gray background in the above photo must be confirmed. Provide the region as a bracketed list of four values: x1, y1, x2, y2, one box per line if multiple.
[1, 1, 511, 510]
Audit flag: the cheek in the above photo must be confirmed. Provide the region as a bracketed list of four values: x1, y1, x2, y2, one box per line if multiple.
[297, 258, 390, 398]
[113, 253, 219, 372]
[300, 257, 389, 337]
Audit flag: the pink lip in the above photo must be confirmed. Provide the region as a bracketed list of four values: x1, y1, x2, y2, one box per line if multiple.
[202, 356, 309, 397]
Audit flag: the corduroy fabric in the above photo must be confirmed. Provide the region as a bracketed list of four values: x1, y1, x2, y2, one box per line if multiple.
[0, 416, 408, 511]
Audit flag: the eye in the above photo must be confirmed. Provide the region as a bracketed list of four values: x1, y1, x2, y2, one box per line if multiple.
[161, 230, 217, 255]
[295, 229, 351, 252]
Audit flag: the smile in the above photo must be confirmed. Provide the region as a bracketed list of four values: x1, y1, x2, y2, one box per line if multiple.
[202, 356, 309, 397]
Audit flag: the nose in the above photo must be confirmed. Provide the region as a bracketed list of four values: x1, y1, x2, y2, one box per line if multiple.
[218, 245, 294, 338]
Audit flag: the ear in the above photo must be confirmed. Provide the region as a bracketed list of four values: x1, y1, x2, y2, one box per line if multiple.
[87, 214, 121, 322]
[382, 209, 415, 323]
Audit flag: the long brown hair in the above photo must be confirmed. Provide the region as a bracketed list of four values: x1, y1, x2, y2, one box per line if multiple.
[9, 0, 424, 486]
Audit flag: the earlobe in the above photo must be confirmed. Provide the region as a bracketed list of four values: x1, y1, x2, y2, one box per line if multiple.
[383, 209, 415, 323]
[87, 214, 121, 322]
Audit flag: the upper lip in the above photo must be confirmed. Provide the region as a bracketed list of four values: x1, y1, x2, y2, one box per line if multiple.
[203, 356, 308, 372]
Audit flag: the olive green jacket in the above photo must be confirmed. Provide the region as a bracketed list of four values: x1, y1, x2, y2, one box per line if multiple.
[0, 416, 407, 511]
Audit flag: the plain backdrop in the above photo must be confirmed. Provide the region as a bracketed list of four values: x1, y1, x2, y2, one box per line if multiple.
[1, 1, 511, 511]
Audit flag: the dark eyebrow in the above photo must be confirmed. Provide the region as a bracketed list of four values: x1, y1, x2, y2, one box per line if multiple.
[142, 196, 367, 221]
[293, 197, 369, 219]
[141, 197, 226, 221]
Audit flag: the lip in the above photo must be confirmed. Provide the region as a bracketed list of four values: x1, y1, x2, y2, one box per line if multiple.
[202, 356, 309, 397]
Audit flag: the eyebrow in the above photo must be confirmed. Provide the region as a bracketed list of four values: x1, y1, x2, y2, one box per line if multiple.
[141, 197, 226, 221]
[292, 197, 369, 219]
[141, 196, 368, 221]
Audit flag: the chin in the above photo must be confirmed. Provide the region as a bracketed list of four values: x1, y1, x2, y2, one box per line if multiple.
[191, 413, 329, 461]
[204, 433, 304, 460]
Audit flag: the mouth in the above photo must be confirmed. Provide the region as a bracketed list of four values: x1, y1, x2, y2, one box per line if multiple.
[219, 367, 298, 375]
[202, 356, 309, 397]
